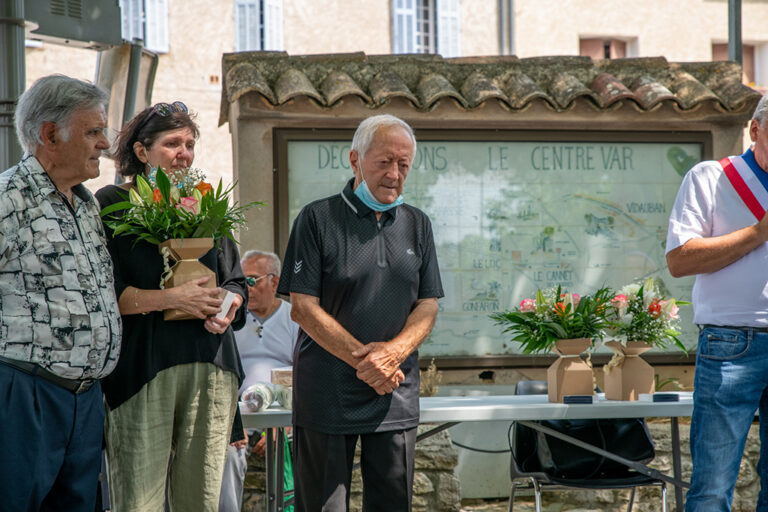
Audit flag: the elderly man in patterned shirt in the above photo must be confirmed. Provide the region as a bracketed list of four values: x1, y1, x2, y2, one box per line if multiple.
[0, 75, 122, 512]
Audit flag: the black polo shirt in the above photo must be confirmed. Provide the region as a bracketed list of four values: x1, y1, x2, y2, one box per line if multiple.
[278, 178, 443, 434]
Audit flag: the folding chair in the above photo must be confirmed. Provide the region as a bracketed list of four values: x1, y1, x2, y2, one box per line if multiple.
[508, 380, 667, 512]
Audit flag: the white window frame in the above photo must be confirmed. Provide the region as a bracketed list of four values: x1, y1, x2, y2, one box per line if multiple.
[436, 0, 460, 58]
[234, 0, 284, 52]
[392, 0, 418, 53]
[119, 0, 169, 54]
[392, 0, 461, 57]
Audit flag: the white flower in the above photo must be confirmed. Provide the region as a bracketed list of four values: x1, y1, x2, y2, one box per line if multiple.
[620, 283, 641, 297]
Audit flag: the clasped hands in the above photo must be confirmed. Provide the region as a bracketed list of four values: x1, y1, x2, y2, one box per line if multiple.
[351, 342, 405, 396]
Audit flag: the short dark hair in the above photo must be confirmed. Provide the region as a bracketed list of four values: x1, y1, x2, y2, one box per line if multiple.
[113, 105, 200, 180]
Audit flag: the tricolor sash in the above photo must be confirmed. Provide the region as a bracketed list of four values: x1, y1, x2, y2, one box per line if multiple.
[720, 148, 768, 221]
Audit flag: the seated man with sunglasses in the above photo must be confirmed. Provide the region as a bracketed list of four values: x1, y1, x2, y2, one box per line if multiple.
[219, 250, 300, 512]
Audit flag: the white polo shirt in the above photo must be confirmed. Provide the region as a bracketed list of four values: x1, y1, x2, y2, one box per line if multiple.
[666, 157, 768, 326]
[235, 300, 299, 394]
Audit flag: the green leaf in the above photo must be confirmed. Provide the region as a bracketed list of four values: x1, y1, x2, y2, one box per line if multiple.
[100, 201, 133, 216]
[136, 175, 155, 203]
[156, 168, 172, 203]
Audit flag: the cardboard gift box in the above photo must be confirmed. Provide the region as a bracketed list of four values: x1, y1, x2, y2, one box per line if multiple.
[547, 338, 594, 403]
[603, 340, 655, 401]
[158, 238, 216, 321]
[270, 366, 293, 387]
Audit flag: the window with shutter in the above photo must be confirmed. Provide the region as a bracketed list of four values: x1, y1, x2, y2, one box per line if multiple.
[393, 0, 450, 55]
[235, 0, 262, 52]
[436, 0, 460, 57]
[414, 0, 435, 53]
[263, 0, 284, 51]
[119, 0, 144, 43]
[392, 0, 418, 53]
[144, 0, 169, 53]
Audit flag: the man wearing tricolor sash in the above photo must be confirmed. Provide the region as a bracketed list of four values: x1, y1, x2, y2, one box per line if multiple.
[667, 94, 768, 512]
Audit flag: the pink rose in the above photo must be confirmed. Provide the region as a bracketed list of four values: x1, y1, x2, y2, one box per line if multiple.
[611, 294, 628, 309]
[660, 300, 679, 320]
[571, 293, 581, 307]
[176, 196, 199, 215]
[519, 298, 535, 312]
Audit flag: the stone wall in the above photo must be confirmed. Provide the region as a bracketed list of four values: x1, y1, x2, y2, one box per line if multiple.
[242, 421, 762, 512]
[242, 425, 461, 512]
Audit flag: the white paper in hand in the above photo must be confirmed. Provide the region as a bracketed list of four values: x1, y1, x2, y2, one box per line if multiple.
[216, 290, 237, 320]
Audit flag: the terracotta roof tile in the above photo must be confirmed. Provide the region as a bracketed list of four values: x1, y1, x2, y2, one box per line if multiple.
[219, 52, 761, 125]
[369, 69, 418, 106]
[417, 73, 466, 109]
[274, 68, 323, 105]
[590, 72, 635, 108]
[497, 71, 549, 109]
[224, 62, 275, 104]
[460, 72, 506, 108]
[320, 70, 371, 105]
[629, 75, 678, 110]
[549, 71, 597, 109]
[668, 70, 719, 109]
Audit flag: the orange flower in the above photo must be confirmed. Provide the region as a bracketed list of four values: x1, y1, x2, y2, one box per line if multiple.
[648, 299, 662, 318]
[195, 181, 213, 196]
[554, 302, 567, 314]
[153, 188, 163, 203]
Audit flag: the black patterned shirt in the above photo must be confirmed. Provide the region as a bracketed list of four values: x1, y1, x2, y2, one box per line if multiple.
[0, 154, 122, 380]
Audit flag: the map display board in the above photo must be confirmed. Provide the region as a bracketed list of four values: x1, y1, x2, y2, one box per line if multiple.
[285, 134, 702, 358]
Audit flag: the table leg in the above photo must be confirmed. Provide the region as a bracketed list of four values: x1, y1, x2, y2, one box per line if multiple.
[276, 428, 285, 512]
[266, 428, 276, 512]
[671, 417, 684, 511]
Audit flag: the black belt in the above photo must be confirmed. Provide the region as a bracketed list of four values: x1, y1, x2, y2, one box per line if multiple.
[0, 355, 96, 394]
[701, 324, 768, 333]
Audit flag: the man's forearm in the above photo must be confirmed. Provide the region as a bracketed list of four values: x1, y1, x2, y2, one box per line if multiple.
[667, 224, 766, 277]
[388, 298, 440, 362]
[289, 292, 365, 367]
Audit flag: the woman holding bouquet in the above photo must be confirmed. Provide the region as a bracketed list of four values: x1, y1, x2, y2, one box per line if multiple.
[96, 102, 248, 512]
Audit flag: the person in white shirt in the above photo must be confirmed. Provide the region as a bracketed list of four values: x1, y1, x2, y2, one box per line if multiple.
[219, 250, 299, 512]
[666, 94, 768, 512]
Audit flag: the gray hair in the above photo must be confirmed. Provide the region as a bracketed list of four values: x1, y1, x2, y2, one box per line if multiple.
[752, 94, 768, 127]
[241, 250, 281, 277]
[15, 74, 109, 153]
[350, 114, 417, 161]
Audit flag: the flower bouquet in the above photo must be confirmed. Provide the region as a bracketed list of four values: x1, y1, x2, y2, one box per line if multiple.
[100, 167, 261, 320]
[602, 278, 688, 400]
[491, 286, 613, 402]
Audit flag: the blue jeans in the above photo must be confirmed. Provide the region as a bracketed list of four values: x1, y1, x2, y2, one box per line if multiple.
[686, 326, 768, 512]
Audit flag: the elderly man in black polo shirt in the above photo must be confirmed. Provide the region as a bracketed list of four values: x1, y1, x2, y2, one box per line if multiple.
[278, 114, 443, 512]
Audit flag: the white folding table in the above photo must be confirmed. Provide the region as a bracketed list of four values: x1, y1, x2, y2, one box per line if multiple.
[243, 392, 694, 512]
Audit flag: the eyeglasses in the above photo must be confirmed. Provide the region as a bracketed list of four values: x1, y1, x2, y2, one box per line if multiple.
[136, 101, 188, 134]
[246, 273, 276, 287]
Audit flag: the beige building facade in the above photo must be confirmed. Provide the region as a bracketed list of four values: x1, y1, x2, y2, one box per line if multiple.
[21, 0, 768, 193]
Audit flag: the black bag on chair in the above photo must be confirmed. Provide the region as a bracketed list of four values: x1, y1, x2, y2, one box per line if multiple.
[532, 417, 655, 479]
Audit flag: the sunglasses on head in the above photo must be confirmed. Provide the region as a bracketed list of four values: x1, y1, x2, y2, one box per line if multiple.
[246, 273, 276, 287]
[136, 101, 188, 134]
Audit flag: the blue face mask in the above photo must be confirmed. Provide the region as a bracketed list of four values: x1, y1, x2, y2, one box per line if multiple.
[353, 163, 404, 212]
